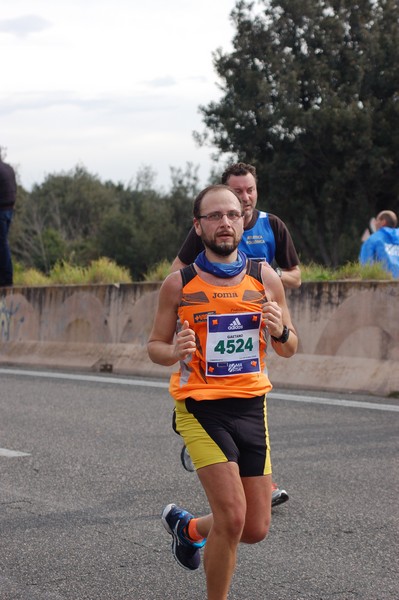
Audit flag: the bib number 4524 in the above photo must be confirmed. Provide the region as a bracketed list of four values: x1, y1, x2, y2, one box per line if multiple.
[214, 337, 254, 355]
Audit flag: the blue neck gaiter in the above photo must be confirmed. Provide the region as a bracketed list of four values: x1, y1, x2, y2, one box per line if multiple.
[194, 250, 247, 278]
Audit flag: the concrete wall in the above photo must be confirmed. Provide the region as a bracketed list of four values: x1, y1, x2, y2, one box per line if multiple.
[1, 281, 398, 397]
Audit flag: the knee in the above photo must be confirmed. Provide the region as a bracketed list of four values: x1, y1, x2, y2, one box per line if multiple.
[213, 508, 246, 542]
[241, 516, 271, 545]
[241, 527, 269, 544]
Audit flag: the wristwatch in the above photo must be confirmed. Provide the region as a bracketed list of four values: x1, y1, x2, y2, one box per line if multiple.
[271, 325, 290, 344]
[275, 267, 282, 278]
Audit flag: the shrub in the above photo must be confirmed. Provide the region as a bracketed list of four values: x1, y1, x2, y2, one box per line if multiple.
[49, 261, 87, 285]
[12, 258, 396, 285]
[301, 261, 393, 282]
[85, 257, 132, 284]
[143, 259, 171, 281]
[14, 267, 50, 286]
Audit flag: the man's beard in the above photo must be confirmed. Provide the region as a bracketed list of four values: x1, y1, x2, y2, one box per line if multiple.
[203, 235, 239, 257]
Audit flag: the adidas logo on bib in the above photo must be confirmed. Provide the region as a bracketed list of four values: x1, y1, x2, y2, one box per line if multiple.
[228, 317, 243, 331]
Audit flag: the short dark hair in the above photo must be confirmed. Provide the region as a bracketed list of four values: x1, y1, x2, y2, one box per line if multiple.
[378, 211, 398, 228]
[221, 162, 257, 184]
[193, 184, 243, 218]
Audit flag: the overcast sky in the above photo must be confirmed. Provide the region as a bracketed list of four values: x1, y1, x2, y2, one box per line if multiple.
[1, 0, 237, 191]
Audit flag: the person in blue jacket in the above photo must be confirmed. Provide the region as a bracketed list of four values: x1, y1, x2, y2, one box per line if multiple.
[359, 210, 399, 278]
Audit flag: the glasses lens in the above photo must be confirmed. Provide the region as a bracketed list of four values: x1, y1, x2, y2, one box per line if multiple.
[207, 212, 223, 221]
[202, 211, 242, 221]
[227, 211, 242, 221]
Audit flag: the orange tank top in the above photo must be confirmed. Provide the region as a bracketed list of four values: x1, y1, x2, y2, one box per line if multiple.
[169, 261, 272, 401]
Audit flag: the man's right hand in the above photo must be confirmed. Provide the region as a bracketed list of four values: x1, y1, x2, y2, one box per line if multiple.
[174, 320, 196, 361]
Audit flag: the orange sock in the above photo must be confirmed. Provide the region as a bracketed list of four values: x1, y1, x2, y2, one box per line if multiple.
[187, 518, 205, 542]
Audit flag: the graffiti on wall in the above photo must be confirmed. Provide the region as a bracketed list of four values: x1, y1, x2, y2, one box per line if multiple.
[0, 296, 24, 342]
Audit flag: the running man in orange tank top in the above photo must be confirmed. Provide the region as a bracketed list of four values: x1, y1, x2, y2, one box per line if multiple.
[171, 162, 299, 506]
[148, 184, 298, 600]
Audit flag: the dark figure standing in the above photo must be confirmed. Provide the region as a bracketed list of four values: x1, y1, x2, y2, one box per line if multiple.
[0, 156, 17, 287]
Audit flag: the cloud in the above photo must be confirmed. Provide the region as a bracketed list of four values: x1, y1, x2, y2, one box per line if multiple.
[145, 76, 177, 88]
[144, 75, 209, 88]
[0, 0, 235, 190]
[0, 14, 52, 38]
[0, 90, 180, 117]
[0, 91, 75, 115]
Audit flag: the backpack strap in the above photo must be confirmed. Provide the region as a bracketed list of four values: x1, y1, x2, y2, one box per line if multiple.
[246, 259, 263, 283]
[180, 263, 197, 286]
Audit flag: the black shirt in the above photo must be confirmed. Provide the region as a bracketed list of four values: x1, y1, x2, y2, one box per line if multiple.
[0, 161, 17, 210]
[177, 210, 299, 269]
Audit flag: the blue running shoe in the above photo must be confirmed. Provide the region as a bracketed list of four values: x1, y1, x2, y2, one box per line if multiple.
[161, 503, 206, 571]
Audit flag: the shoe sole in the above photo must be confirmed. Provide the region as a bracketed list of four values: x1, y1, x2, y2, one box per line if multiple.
[161, 503, 175, 536]
[271, 489, 289, 507]
[180, 445, 195, 472]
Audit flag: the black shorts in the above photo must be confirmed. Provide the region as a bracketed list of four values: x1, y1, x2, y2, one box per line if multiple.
[173, 395, 272, 477]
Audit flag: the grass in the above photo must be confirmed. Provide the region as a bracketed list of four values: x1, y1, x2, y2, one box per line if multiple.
[13, 258, 132, 286]
[145, 259, 393, 282]
[85, 257, 131, 284]
[301, 261, 393, 282]
[143, 259, 171, 281]
[49, 261, 88, 285]
[12, 258, 394, 286]
[15, 267, 50, 286]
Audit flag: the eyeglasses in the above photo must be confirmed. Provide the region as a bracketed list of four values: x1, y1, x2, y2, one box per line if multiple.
[197, 210, 244, 222]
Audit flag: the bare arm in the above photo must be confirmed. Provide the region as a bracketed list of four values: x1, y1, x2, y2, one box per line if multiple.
[169, 256, 187, 273]
[147, 272, 196, 365]
[261, 266, 298, 358]
[169, 226, 203, 273]
[280, 265, 301, 289]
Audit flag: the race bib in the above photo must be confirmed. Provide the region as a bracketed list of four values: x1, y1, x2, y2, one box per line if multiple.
[206, 312, 261, 377]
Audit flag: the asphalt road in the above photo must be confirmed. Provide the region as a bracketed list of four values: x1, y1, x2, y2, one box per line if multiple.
[0, 368, 398, 600]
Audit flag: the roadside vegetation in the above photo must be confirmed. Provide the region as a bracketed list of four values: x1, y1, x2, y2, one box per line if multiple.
[300, 261, 393, 282]
[13, 258, 132, 286]
[13, 258, 393, 286]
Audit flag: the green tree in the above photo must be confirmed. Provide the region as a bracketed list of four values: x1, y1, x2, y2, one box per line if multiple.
[97, 164, 199, 279]
[168, 162, 200, 238]
[11, 162, 200, 279]
[14, 165, 120, 271]
[195, 0, 399, 265]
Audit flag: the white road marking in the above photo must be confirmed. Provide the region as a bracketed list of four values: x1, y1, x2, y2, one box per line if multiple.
[0, 367, 168, 388]
[270, 392, 399, 412]
[1, 368, 398, 412]
[0, 448, 31, 457]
